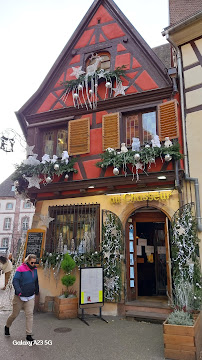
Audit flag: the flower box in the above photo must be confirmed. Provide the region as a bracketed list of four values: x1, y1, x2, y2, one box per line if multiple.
[54, 296, 78, 319]
[163, 313, 201, 360]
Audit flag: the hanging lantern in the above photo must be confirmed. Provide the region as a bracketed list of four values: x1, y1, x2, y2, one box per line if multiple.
[65, 174, 69, 179]
[165, 154, 172, 162]
[54, 163, 59, 171]
[134, 153, 140, 162]
[113, 167, 119, 176]
[73, 93, 79, 99]
[105, 82, 111, 88]
[46, 176, 52, 184]
[78, 84, 83, 91]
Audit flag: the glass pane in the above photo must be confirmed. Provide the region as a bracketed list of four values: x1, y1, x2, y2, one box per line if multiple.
[130, 241, 134, 252]
[56, 129, 68, 157]
[130, 280, 135, 287]
[130, 254, 134, 265]
[142, 111, 156, 143]
[126, 115, 139, 146]
[130, 267, 134, 279]
[44, 131, 54, 156]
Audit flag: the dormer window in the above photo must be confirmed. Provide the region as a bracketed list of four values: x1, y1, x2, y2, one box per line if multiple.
[86, 52, 111, 72]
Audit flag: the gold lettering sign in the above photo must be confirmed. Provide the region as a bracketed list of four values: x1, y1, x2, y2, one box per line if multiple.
[110, 191, 172, 204]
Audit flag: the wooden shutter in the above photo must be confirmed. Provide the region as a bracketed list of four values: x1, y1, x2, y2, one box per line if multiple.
[68, 118, 90, 155]
[158, 100, 179, 141]
[102, 113, 120, 151]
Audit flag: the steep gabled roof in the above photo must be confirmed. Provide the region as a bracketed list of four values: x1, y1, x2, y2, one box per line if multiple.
[0, 174, 15, 198]
[16, 0, 171, 136]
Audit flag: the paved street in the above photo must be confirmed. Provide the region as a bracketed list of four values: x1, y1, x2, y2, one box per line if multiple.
[0, 273, 166, 360]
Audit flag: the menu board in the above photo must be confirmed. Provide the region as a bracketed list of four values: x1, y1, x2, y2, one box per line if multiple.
[23, 229, 45, 264]
[80, 267, 104, 306]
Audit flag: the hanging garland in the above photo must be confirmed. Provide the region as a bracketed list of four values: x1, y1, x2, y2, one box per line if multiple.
[102, 210, 123, 301]
[171, 203, 202, 311]
[12, 152, 77, 195]
[96, 140, 182, 181]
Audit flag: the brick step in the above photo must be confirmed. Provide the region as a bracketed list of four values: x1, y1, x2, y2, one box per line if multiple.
[126, 310, 168, 323]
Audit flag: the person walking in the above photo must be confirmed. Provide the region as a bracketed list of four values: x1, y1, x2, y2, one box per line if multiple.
[5, 254, 39, 342]
[0, 256, 13, 289]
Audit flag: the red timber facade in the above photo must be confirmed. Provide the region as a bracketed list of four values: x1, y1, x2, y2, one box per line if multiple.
[16, 0, 184, 317]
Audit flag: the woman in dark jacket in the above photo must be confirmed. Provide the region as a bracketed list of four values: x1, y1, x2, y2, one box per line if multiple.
[5, 254, 39, 342]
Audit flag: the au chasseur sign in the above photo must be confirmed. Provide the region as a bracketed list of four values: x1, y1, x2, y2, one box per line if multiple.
[109, 191, 173, 204]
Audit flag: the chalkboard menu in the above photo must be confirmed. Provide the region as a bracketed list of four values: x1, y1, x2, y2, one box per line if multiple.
[24, 229, 45, 264]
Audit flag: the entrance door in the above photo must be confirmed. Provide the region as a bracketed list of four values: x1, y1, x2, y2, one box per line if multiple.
[126, 210, 171, 301]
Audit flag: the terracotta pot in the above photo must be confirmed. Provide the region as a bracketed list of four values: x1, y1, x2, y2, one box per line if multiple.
[163, 313, 201, 360]
[54, 296, 78, 319]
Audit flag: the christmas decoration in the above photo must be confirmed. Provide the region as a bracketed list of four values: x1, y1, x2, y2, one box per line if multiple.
[102, 210, 123, 301]
[12, 153, 77, 196]
[151, 135, 161, 148]
[96, 142, 182, 181]
[113, 167, 119, 176]
[40, 214, 55, 228]
[61, 60, 127, 110]
[113, 81, 128, 97]
[25, 175, 41, 189]
[171, 203, 202, 311]
[132, 137, 140, 151]
[164, 137, 173, 147]
[165, 154, 172, 162]
[120, 143, 128, 153]
[26, 144, 35, 156]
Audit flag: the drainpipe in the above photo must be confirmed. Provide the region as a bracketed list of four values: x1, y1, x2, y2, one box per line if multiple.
[162, 31, 202, 231]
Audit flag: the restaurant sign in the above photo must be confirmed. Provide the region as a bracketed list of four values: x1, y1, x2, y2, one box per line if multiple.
[109, 191, 172, 204]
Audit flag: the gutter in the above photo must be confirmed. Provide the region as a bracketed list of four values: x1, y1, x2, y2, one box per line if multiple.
[162, 30, 202, 232]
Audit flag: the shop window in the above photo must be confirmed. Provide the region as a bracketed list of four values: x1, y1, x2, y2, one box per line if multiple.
[86, 52, 111, 72]
[46, 204, 100, 253]
[22, 217, 29, 231]
[6, 203, 13, 210]
[2, 238, 9, 248]
[4, 218, 11, 230]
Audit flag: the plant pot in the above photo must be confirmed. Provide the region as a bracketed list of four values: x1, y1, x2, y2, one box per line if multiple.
[163, 313, 201, 360]
[54, 296, 78, 319]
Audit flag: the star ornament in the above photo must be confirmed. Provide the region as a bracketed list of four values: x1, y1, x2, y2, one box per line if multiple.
[40, 214, 55, 228]
[113, 81, 128, 97]
[70, 66, 85, 79]
[25, 176, 41, 189]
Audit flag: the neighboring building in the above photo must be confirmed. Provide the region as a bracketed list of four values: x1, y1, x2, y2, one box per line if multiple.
[163, 2, 202, 267]
[15, 0, 185, 316]
[0, 174, 35, 256]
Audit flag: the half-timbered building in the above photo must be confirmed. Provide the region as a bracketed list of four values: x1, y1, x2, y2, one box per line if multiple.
[15, 0, 184, 318]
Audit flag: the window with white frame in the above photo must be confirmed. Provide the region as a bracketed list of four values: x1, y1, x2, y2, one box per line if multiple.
[23, 201, 31, 209]
[22, 217, 29, 231]
[4, 218, 11, 230]
[6, 203, 13, 210]
[2, 238, 9, 248]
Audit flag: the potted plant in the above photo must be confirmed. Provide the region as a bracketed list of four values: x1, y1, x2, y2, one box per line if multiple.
[54, 253, 78, 319]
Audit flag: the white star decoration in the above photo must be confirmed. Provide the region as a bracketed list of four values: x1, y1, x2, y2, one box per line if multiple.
[70, 66, 85, 79]
[26, 145, 35, 156]
[40, 214, 55, 228]
[25, 176, 41, 189]
[113, 81, 128, 97]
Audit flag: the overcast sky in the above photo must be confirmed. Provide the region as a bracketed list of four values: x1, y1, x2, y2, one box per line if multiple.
[0, 0, 169, 184]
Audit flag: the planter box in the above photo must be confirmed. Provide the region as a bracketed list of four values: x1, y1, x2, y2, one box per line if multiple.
[54, 296, 78, 319]
[163, 313, 201, 360]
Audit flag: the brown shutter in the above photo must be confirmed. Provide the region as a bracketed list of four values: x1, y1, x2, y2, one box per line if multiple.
[68, 118, 90, 155]
[158, 100, 179, 141]
[102, 113, 120, 151]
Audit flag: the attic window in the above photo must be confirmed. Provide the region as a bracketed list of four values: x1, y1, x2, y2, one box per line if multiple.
[86, 52, 111, 71]
[97, 19, 101, 24]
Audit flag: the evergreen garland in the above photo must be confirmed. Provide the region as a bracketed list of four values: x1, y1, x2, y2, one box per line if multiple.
[171, 203, 202, 311]
[61, 65, 127, 92]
